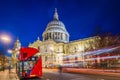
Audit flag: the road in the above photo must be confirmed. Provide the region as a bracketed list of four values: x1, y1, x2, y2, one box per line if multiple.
[41, 69, 120, 80]
[0, 69, 120, 80]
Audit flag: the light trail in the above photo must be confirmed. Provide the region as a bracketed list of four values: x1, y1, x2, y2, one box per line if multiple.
[63, 60, 81, 63]
[83, 46, 119, 56]
[85, 55, 120, 61]
[63, 46, 120, 59]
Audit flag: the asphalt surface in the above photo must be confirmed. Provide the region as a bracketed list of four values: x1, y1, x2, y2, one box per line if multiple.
[40, 69, 120, 80]
[0, 69, 120, 80]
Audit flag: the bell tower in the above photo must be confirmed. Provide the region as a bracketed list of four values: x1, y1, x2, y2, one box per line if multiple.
[12, 38, 21, 67]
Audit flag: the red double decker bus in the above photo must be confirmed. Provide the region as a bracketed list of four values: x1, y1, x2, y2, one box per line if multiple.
[17, 47, 42, 80]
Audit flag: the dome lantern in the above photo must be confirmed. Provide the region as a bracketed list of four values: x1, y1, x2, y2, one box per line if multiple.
[54, 8, 59, 20]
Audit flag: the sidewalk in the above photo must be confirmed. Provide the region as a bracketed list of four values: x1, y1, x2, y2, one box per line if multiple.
[62, 68, 120, 77]
[9, 69, 19, 80]
[0, 69, 19, 80]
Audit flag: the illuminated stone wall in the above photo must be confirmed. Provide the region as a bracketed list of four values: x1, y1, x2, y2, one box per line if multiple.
[28, 8, 101, 68]
[29, 39, 64, 67]
[29, 36, 100, 68]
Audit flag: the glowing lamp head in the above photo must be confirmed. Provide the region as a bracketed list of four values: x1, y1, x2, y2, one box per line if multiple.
[0, 34, 11, 44]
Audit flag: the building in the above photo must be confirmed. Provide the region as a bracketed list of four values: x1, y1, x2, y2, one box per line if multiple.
[12, 38, 21, 67]
[28, 8, 100, 68]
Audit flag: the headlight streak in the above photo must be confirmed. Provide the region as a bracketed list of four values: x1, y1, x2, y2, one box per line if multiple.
[63, 46, 120, 59]
[62, 46, 120, 67]
[85, 55, 120, 61]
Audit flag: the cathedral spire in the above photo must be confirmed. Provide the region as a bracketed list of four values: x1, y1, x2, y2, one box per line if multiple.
[53, 8, 59, 20]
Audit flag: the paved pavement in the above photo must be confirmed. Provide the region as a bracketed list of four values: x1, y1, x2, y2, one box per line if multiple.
[0, 69, 19, 80]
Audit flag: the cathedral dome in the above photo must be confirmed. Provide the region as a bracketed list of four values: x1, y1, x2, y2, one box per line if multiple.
[42, 8, 69, 43]
[45, 20, 69, 34]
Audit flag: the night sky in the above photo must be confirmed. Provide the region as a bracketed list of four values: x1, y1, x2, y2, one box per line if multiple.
[0, 0, 120, 56]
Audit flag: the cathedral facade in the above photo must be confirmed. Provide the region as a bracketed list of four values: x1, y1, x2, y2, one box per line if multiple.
[28, 8, 100, 68]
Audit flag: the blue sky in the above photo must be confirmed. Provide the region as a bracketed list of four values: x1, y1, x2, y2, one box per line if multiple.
[0, 0, 120, 56]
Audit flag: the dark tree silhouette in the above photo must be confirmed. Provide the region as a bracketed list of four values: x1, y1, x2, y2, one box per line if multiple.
[99, 33, 120, 48]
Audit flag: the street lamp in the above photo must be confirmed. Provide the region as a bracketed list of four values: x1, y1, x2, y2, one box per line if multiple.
[0, 34, 11, 44]
[0, 33, 11, 71]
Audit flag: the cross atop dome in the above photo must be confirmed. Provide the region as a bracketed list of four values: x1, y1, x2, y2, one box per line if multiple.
[53, 8, 59, 20]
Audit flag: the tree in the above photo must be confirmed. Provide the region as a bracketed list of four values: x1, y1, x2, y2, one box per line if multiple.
[100, 33, 120, 48]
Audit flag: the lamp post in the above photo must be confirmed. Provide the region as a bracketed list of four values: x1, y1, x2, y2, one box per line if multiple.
[0, 34, 11, 71]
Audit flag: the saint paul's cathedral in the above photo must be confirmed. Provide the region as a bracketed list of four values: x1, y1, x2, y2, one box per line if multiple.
[12, 8, 100, 68]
